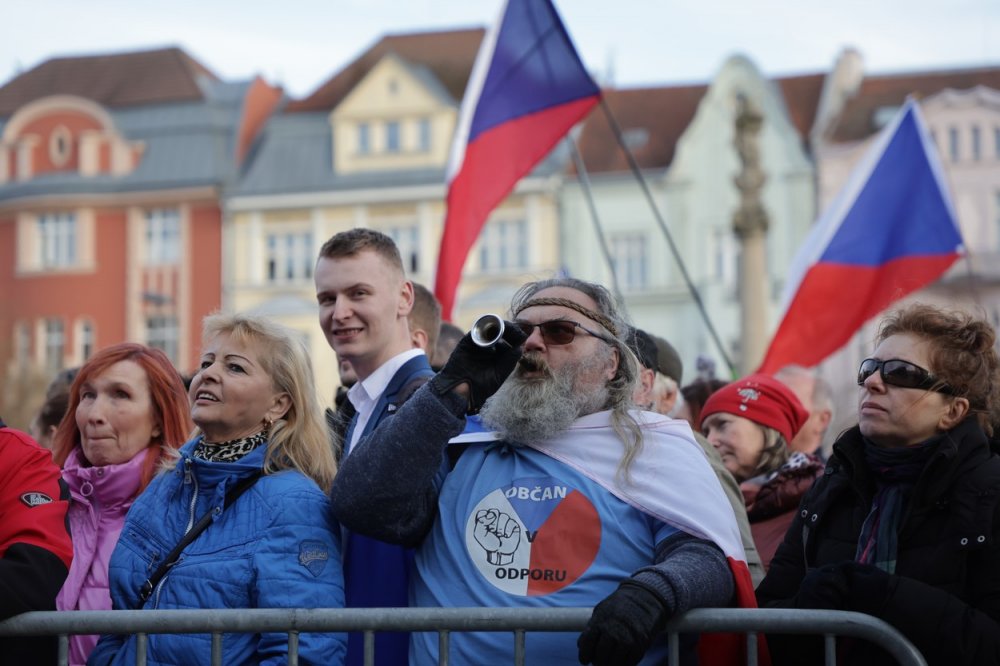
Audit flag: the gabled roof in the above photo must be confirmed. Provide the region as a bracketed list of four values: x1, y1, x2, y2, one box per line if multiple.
[287, 28, 484, 112]
[830, 65, 1000, 142]
[572, 85, 707, 175]
[0, 46, 217, 116]
[775, 72, 825, 140]
[573, 71, 825, 176]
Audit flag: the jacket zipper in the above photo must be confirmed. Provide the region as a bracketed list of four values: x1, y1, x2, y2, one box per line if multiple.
[155, 459, 199, 609]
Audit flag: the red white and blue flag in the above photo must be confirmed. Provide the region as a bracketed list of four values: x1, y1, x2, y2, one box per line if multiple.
[434, 0, 601, 320]
[759, 98, 964, 373]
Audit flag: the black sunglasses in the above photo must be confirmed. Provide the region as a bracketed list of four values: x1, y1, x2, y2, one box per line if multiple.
[514, 319, 613, 346]
[857, 358, 955, 395]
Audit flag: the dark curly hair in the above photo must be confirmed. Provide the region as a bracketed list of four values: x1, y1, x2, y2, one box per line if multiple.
[877, 303, 1000, 435]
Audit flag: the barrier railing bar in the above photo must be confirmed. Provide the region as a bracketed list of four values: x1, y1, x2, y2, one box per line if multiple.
[211, 632, 222, 665]
[825, 634, 836, 664]
[438, 630, 449, 666]
[746, 631, 758, 666]
[135, 632, 146, 666]
[513, 628, 525, 666]
[364, 630, 374, 666]
[58, 634, 68, 666]
[0, 607, 926, 666]
[667, 630, 679, 666]
[288, 630, 299, 666]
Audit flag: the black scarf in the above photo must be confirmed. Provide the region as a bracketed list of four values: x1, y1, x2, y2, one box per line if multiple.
[855, 433, 943, 572]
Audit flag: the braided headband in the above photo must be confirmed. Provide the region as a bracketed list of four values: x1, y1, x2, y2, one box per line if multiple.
[513, 297, 618, 337]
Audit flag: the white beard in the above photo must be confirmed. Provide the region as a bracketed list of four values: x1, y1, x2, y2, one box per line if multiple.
[480, 351, 610, 444]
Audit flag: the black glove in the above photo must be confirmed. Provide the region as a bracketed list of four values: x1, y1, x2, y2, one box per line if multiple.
[839, 561, 892, 615]
[577, 579, 670, 666]
[794, 562, 851, 610]
[428, 321, 527, 414]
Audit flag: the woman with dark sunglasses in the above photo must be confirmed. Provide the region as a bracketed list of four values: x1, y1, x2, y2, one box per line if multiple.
[757, 303, 1000, 665]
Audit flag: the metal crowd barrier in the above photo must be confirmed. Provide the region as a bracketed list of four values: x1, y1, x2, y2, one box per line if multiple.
[0, 607, 927, 666]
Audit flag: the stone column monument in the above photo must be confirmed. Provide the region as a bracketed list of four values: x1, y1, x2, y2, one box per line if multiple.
[732, 94, 769, 373]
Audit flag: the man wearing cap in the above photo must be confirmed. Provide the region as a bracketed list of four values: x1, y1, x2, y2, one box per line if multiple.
[774, 365, 835, 458]
[332, 278, 758, 665]
[627, 327, 765, 585]
[647, 335, 685, 417]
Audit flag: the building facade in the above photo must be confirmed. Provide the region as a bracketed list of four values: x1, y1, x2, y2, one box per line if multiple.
[0, 47, 281, 426]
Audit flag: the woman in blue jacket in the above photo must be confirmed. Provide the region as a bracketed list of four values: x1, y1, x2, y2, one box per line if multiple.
[90, 312, 345, 665]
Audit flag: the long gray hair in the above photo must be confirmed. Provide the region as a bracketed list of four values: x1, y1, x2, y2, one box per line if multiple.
[509, 277, 643, 480]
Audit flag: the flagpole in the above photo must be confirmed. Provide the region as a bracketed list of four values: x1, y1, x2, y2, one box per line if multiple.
[597, 97, 737, 377]
[565, 136, 625, 303]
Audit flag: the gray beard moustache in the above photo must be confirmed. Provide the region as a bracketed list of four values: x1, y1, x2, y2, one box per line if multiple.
[480, 364, 609, 444]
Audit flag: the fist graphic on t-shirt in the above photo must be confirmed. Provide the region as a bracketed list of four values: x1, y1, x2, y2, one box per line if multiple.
[474, 508, 521, 565]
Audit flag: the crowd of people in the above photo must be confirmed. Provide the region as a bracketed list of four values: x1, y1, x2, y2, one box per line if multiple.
[1, 227, 998, 665]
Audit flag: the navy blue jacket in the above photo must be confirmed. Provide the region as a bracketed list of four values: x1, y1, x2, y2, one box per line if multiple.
[340, 354, 434, 666]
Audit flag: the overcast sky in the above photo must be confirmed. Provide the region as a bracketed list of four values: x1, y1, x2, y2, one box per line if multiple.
[5, 0, 998, 97]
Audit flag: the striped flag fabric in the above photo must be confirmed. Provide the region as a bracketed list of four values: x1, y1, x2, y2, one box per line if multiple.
[434, 0, 600, 321]
[758, 98, 964, 373]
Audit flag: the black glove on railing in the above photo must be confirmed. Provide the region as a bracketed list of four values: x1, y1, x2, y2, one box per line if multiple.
[428, 321, 527, 414]
[577, 579, 670, 666]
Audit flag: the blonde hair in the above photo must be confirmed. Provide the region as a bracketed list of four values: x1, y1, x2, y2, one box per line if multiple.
[195, 312, 336, 492]
[753, 426, 790, 480]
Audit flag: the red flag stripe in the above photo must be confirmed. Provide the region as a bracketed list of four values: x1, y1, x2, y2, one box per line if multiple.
[435, 96, 598, 320]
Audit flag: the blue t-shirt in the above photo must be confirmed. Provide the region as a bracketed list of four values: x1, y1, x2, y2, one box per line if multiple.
[412, 440, 679, 664]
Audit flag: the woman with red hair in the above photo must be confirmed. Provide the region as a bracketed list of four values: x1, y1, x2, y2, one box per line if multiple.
[51, 343, 190, 666]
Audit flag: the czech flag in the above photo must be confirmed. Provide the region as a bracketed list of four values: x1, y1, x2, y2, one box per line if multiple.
[758, 98, 964, 373]
[434, 0, 600, 321]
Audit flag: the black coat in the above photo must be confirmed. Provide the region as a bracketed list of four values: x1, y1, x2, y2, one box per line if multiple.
[756, 418, 1000, 666]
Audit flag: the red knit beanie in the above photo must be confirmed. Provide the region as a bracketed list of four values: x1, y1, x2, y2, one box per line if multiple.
[699, 373, 809, 443]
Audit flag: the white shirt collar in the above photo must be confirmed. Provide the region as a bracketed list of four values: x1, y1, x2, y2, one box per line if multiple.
[346, 348, 425, 452]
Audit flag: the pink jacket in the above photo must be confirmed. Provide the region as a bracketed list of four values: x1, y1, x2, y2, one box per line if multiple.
[57, 447, 149, 666]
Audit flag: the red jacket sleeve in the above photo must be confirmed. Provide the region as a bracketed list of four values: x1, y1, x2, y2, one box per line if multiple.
[0, 426, 72, 619]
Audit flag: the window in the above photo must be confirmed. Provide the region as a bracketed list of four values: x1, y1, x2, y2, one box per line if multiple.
[479, 219, 528, 271]
[713, 229, 736, 284]
[358, 122, 370, 155]
[44, 318, 64, 373]
[49, 125, 71, 167]
[265, 231, 313, 284]
[146, 316, 179, 363]
[972, 126, 982, 161]
[38, 213, 76, 268]
[77, 319, 94, 362]
[388, 225, 420, 273]
[386, 121, 401, 153]
[14, 323, 30, 369]
[949, 126, 960, 162]
[417, 118, 431, 152]
[145, 208, 181, 265]
[995, 190, 1000, 251]
[995, 128, 1000, 159]
[609, 233, 649, 291]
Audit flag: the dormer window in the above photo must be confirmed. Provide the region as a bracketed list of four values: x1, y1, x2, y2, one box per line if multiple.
[358, 122, 371, 155]
[49, 125, 72, 167]
[388, 79, 399, 95]
[386, 121, 401, 153]
[418, 118, 431, 152]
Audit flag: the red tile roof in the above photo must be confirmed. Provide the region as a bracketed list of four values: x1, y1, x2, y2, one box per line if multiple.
[571, 85, 708, 175]
[0, 47, 217, 116]
[830, 65, 1000, 142]
[571, 72, 824, 175]
[287, 27, 484, 112]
